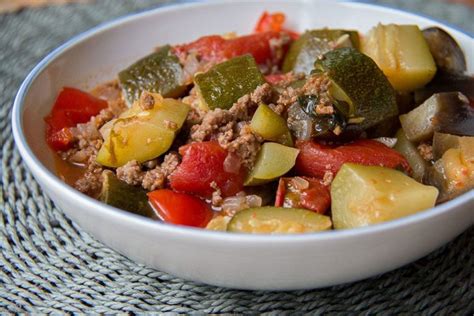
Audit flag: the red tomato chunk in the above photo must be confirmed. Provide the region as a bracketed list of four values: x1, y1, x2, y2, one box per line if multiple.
[169, 141, 245, 198]
[295, 139, 412, 178]
[148, 189, 213, 228]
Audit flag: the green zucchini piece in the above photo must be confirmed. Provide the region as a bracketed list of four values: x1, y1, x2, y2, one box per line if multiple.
[244, 142, 299, 186]
[250, 103, 293, 146]
[313, 47, 398, 129]
[194, 54, 265, 110]
[119, 45, 187, 105]
[99, 171, 154, 218]
[227, 206, 332, 234]
[282, 29, 359, 74]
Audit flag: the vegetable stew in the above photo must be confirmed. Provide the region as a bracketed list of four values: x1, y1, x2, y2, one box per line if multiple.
[46, 12, 474, 234]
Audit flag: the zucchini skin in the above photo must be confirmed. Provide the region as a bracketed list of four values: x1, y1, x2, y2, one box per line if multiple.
[119, 45, 187, 105]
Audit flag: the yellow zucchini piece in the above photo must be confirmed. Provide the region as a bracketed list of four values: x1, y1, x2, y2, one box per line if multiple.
[331, 163, 438, 229]
[97, 93, 189, 167]
[250, 103, 293, 146]
[244, 142, 299, 186]
[227, 207, 332, 234]
[362, 24, 437, 92]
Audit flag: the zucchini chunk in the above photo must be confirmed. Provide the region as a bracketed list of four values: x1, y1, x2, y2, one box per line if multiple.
[97, 93, 190, 167]
[119, 45, 187, 105]
[394, 129, 428, 182]
[331, 164, 438, 229]
[227, 207, 332, 234]
[194, 54, 265, 110]
[362, 24, 436, 92]
[313, 47, 398, 130]
[432, 132, 474, 161]
[399, 92, 474, 143]
[99, 171, 154, 218]
[250, 103, 293, 146]
[282, 29, 359, 75]
[245, 142, 299, 186]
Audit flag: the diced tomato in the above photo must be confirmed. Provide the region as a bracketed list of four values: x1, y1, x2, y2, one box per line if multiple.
[275, 177, 331, 214]
[254, 11, 299, 39]
[169, 141, 245, 198]
[295, 139, 412, 178]
[148, 189, 213, 228]
[173, 31, 290, 66]
[44, 87, 108, 151]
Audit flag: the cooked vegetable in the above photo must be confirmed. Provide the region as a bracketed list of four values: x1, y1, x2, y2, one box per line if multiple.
[250, 103, 293, 146]
[432, 132, 474, 161]
[254, 11, 299, 39]
[96, 93, 189, 167]
[313, 47, 398, 129]
[118, 45, 187, 105]
[414, 74, 474, 106]
[245, 142, 299, 186]
[422, 27, 466, 74]
[282, 29, 359, 74]
[295, 139, 411, 179]
[227, 206, 332, 234]
[425, 147, 474, 202]
[99, 171, 154, 217]
[170, 141, 245, 198]
[173, 31, 290, 66]
[148, 189, 213, 228]
[45, 87, 108, 151]
[275, 177, 331, 214]
[394, 129, 428, 182]
[399, 92, 474, 143]
[362, 24, 437, 92]
[206, 215, 232, 231]
[194, 55, 265, 110]
[331, 164, 438, 229]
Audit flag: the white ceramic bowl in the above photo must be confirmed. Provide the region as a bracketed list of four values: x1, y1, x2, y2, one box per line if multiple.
[12, 0, 474, 290]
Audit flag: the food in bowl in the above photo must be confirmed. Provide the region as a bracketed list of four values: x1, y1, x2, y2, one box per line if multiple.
[44, 12, 474, 234]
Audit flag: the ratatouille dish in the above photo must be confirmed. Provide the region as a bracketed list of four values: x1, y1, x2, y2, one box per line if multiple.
[45, 12, 474, 233]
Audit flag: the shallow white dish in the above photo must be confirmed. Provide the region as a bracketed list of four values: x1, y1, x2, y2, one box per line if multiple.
[12, 0, 474, 290]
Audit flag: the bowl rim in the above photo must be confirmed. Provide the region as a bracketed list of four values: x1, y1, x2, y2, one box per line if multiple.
[11, 0, 474, 244]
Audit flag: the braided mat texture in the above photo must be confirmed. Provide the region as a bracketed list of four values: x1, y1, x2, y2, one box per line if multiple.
[1, 0, 473, 313]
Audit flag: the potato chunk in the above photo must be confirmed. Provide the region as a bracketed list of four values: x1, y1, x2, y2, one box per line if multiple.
[362, 24, 436, 92]
[331, 163, 438, 229]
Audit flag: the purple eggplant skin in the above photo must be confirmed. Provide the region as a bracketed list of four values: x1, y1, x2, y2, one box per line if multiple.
[414, 74, 474, 105]
[433, 92, 474, 137]
[422, 27, 467, 75]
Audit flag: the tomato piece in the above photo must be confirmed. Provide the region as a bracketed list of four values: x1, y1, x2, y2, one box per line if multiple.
[173, 31, 290, 66]
[45, 87, 108, 151]
[254, 11, 299, 39]
[148, 189, 213, 227]
[295, 139, 412, 178]
[169, 141, 245, 198]
[275, 177, 331, 214]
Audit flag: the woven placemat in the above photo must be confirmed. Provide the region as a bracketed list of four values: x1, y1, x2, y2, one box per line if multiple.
[1, 0, 473, 313]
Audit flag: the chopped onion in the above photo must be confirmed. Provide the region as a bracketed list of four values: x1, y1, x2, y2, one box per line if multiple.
[223, 152, 242, 174]
[245, 195, 262, 208]
[373, 137, 398, 148]
[289, 177, 309, 190]
[288, 103, 313, 140]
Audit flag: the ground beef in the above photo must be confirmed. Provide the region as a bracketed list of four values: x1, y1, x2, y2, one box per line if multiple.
[210, 181, 223, 207]
[74, 155, 103, 196]
[139, 91, 155, 110]
[116, 160, 144, 186]
[142, 152, 180, 191]
[418, 143, 434, 161]
[220, 123, 263, 170]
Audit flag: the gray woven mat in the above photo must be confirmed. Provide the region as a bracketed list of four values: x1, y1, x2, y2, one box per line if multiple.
[1, 0, 473, 313]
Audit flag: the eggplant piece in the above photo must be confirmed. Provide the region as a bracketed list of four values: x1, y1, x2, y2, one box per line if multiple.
[432, 132, 474, 161]
[282, 29, 360, 75]
[399, 92, 474, 143]
[99, 171, 154, 218]
[313, 47, 398, 130]
[118, 45, 187, 105]
[422, 27, 467, 75]
[194, 54, 265, 110]
[414, 74, 474, 105]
